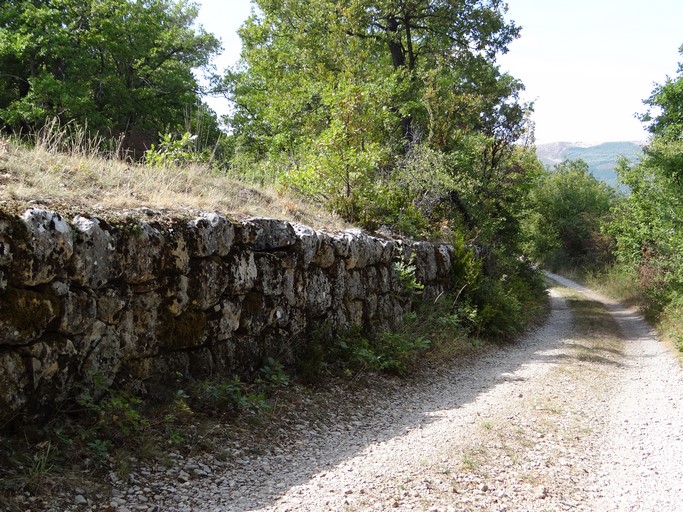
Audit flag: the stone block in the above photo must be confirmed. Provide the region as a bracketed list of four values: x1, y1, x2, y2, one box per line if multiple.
[70, 216, 120, 288]
[0, 287, 60, 345]
[12, 209, 73, 286]
[246, 218, 297, 251]
[186, 212, 235, 257]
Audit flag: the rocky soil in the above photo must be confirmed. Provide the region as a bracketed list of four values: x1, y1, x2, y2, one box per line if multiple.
[6, 274, 683, 511]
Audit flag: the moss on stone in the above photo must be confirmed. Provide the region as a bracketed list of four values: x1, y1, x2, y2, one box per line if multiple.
[156, 307, 208, 350]
[0, 287, 60, 342]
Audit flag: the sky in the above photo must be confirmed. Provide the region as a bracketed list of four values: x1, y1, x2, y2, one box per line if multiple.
[196, 0, 683, 144]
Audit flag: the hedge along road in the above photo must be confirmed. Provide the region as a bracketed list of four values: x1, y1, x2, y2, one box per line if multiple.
[111, 273, 683, 512]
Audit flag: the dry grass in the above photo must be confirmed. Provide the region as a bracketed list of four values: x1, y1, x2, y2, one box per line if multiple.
[0, 130, 347, 230]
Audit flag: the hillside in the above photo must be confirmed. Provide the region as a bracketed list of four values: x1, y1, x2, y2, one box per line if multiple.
[536, 141, 644, 187]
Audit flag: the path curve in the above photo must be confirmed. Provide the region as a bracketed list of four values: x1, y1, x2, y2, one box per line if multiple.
[546, 272, 683, 511]
[109, 275, 683, 512]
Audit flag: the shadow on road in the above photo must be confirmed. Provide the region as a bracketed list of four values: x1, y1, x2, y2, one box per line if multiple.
[215, 288, 586, 511]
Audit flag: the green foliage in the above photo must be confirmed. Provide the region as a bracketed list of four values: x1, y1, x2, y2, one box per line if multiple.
[335, 329, 431, 376]
[189, 376, 269, 416]
[640, 45, 683, 143]
[0, 0, 220, 148]
[466, 250, 547, 340]
[258, 357, 290, 388]
[223, 0, 536, 236]
[525, 159, 619, 271]
[297, 317, 434, 380]
[144, 132, 210, 167]
[76, 388, 150, 457]
[599, 45, 683, 351]
[393, 259, 425, 296]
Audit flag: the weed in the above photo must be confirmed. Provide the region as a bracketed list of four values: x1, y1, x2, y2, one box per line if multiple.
[87, 439, 112, 461]
[77, 388, 149, 442]
[168, 430, 185, 446]
[461, 453, 479, 471]
[144, 132, 210, 167]
[258, 357, 290, 388]
[191, 376, 270, 416]
[393, 259, 424, 296]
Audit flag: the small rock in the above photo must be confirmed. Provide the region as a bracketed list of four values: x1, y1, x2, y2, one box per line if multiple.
[74, 495, 87, 505]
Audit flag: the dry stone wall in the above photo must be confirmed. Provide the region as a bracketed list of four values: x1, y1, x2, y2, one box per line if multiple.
[0, 208, 454, 424]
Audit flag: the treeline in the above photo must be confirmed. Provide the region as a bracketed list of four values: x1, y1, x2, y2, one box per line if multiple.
[4, 1, 682, 348]
[608, 48, 683, 346]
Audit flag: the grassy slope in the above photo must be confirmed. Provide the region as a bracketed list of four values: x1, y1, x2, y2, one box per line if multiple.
[0, 134, 347, 230]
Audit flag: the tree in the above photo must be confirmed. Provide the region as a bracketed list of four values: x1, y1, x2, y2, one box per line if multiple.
[223, 0, 532, 232]
[0, 0, 220, 150]
[525, 159, 618, 270]
[610, 46, 683, 289]
[637, 44, 683, 186]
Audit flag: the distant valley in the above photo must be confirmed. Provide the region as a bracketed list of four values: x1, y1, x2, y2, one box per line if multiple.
[535, 141, 644, 188]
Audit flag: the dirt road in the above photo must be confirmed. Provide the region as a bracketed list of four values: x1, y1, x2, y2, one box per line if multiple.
[110, 274, 683, 512]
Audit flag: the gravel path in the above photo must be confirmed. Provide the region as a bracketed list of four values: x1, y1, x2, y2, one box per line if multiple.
[104, 274, 683, 512]
[546, 272, 683, 511]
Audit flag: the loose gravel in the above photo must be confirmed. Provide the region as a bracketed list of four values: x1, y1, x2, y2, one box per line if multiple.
[12, 275, 683, 511]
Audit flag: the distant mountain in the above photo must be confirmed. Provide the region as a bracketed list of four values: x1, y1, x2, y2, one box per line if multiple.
[535, 141, 644, 188]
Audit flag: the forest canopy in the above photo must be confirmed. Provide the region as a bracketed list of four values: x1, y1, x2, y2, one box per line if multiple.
[0, 0, 220, 151]
[221, 0, 538, 241]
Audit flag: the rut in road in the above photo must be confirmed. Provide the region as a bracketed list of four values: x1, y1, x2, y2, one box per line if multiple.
[115, 275, 683, 512]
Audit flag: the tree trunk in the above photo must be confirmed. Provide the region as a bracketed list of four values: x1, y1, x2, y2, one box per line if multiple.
[386, 15, 412, 142]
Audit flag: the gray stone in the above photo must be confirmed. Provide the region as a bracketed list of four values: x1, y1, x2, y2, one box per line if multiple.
[215, 298, 242, 339]
[163, 275, 190, 317]
[58, 288, 97, 336]
[0, 287, 60, 344]
[25, 337, 77, 401]
[14, 209, 73, 285]
[305, 268, 332, 316]
[188, 257, 229, 309]
[187, 213, 235, 257]
[247, 218, 297, 251]
[97, 287, 128, 325]
[0, 352, 29, 411]
[412, 242, 438, 283]
[70, 216, 119, 288]
[292, 223, 320, 266]
[122, 222, 165, 284]
[79, 321, 122, 393]
[226, 251, 257, 293]
[313, 233, 336, 268]
[255, 253, 284, 296]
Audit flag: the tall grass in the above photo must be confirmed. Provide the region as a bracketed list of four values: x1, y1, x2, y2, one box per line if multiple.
[583, 265, 643, 307]
[583, 264, 683, 353]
